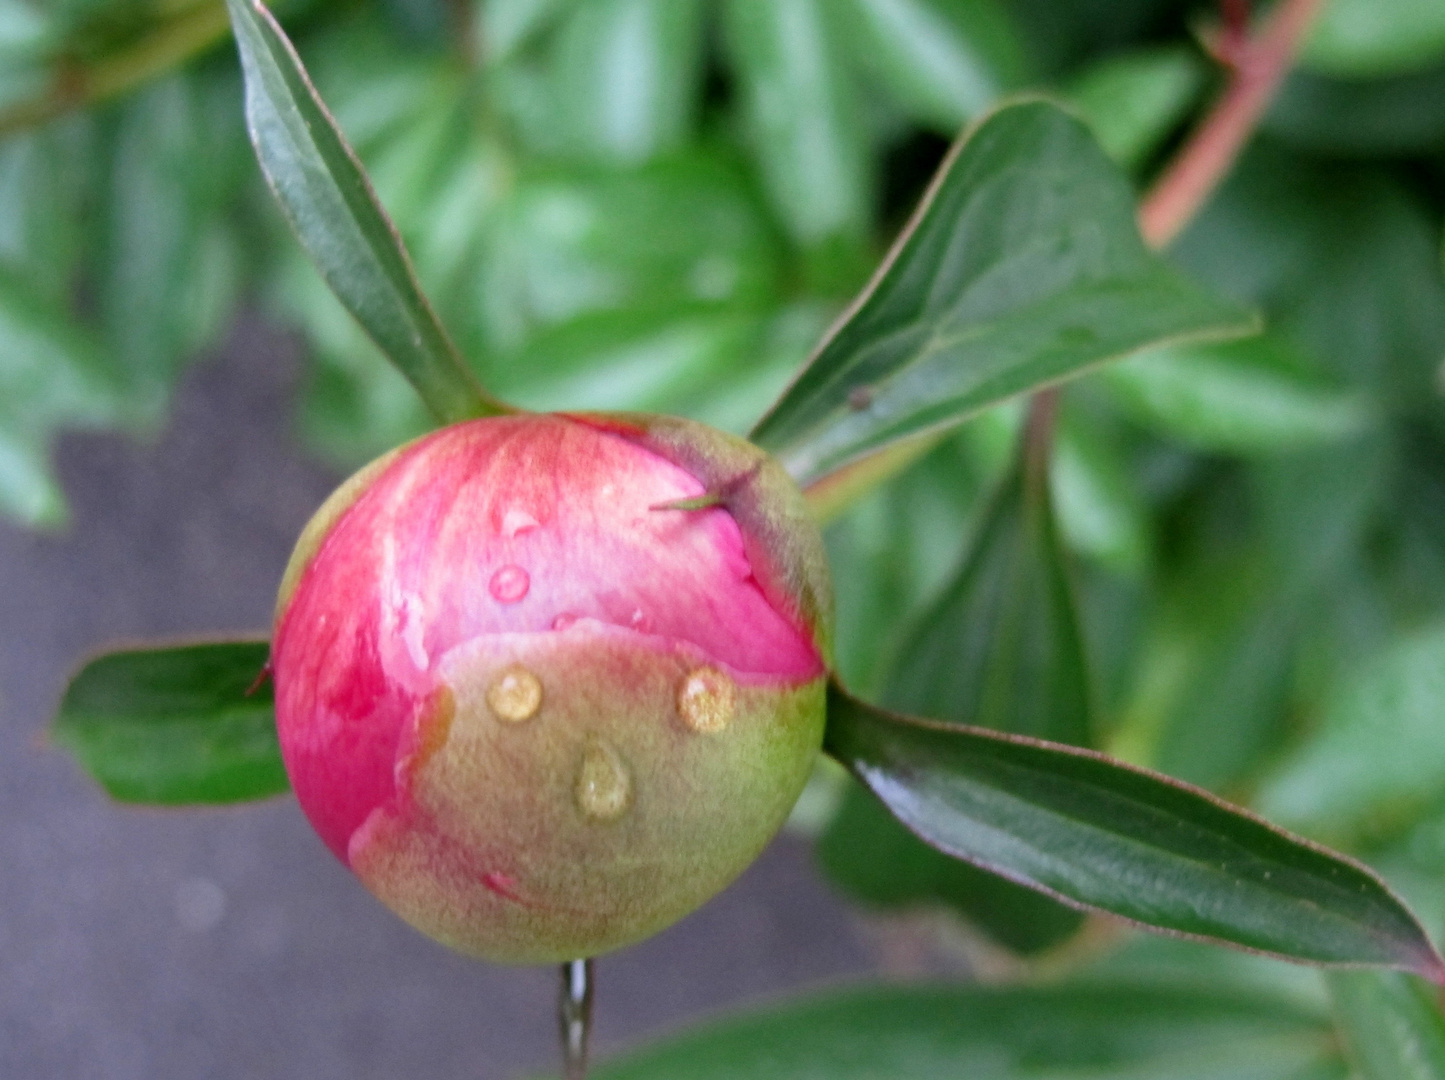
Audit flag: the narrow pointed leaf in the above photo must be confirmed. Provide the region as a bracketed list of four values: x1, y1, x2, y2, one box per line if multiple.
[51, 641, 288, 805]
[1329, 971, 1445, 1080]
[588, 981, 1340, 1080]
[824, 683, 1445, 977]
[225, 0, 503, 424]
[750, 99, 1256, 487]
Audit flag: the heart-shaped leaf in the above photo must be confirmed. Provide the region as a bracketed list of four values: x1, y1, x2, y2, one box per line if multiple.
[226, 0, 505, 424]
[51, 640, 287, 804]
[824, 683, 1445, 978]
[750, 98, 1257, 487]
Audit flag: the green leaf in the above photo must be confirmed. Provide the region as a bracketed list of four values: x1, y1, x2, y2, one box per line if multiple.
[1329, 971, 1445, 1080]
[225, 0, 503, 424]
[1064, 45, 1206, 169]
[824, 683, 1445, 976]
[819, 780, 1086, 954]
[549, 0, 705, 164]
[836, 0, 1026, 133]
[884, 413, 1093, 748]
[1051, 404, 1152, 575]
[750, 99, 1256, 488]
[51, 641, 288, 805]
[722, 0, 872, 283]
[1303, 0, 1445, 78]
[589, 980, 1340, 1080]
[1258, 623, 1445, 845]
[1105, 336, 1375, 455]
[1268, 65, 1445, 155]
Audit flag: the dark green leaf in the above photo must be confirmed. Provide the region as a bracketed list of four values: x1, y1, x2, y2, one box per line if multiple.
[1064, 45, 1205, 169]
[837, 0, 1026, 133]
[1258, 623, 1445, 844]
[819, 780, 1085, 954]
[549, 0, 705, 164]
[1302, 0, 1445, 78]
[1329, 971, 1445, 1080]
[1267, 65, 1445, 154]
[1105, 336, 1374, 454]
[722, 0, 872, 284]
[590, 981, 1339, 1080]
[750, 99, 1256, 487]
[825, 683, 1445, 976]
[225, 0, 503, 424]
[51, 641, 287, 805]
[884, 412, 1094, 748]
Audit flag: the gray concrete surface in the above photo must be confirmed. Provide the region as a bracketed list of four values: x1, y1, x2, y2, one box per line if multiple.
[0, 317, 874, 1079]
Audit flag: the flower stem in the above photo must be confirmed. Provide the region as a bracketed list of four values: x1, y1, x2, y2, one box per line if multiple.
[559, 959, 594, 1080]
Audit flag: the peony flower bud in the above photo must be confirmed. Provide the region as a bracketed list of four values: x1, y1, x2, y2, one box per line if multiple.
[271, 412, 831, 963]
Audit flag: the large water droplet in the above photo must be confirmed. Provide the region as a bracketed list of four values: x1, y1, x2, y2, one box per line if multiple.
[677, 667, 735, 734]
[487, 665, 542, 723]
[575, 739, 631, 821]
[489, 564, 530, 603]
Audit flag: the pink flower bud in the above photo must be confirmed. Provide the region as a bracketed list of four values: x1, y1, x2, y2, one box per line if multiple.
[271, 413, 831, 963]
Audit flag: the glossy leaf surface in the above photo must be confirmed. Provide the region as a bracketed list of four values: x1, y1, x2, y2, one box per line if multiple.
[591, 981, 1339, 1080]
[226, 0, 501, 424]
[825, 684, 1445, 976]
[751, 99, 1255, 487]
[1329, 971, 1445, 1080]
[52, 641, 287, 805]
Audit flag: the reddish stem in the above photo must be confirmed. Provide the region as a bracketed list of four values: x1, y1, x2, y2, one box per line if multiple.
[1138, 0, 1324, 250]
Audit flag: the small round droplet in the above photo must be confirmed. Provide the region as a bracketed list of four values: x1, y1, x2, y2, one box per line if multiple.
[551, 612, 579, 631]
[575, 740, 631, 821]
[502, 509, 538, 538]
[489, 564, 530, 603]
[677, 667, 735, 734]
[629, 608, 652, 633]
[487, 665, 542, 723]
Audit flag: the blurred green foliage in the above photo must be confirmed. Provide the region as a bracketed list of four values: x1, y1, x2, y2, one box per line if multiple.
[15, 0, 1445, 1065]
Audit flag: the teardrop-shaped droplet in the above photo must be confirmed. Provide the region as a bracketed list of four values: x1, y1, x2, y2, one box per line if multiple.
[490, 564, 530, 603]
[575, 739, 631, 821]
[677, 666, 735, 734]
[487, 665, 542, 723]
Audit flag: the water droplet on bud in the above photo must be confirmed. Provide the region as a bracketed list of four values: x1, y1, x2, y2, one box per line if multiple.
[551, 612, 579, 631]
[575, 739, 631, 821]
[502, 509, 538, 538]
[489, 565, 530, 603]
[629, 608, 651, 633]
[677, 667, 735, 734]
[487, 665, 542, 723]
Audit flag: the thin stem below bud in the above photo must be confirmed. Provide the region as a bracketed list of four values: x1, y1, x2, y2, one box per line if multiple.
[559, 959, 594, 1080]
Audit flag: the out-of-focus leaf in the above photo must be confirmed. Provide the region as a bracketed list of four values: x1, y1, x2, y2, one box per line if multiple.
[480, 0, 576, 61]
[751, 100, 1256, 488]
[226, 0, 503, 424]
[1051, 403, 1152, 575]
[1174, 147, 1445, 400]
[825, 683, 1445, 975]
[1105, 336, 1375, 454]
[1303, 0, 1445, 78]
[1064, 45, 1206, 168]
[549, 0, 705, 164]
[819, 777, 1085, 954]
[1004, 0, 1181, 76]
[1329, 971, 1445, 1080]
[589, 981, 1340, 1080]
[1258, 624, 1445, 845]
[51, 641, 288, 805]
[0, 267, 120, 526]
[885, 420, 1093, 748]
[0, 120, 93, 302]
[1268, 65, 1445, 155]
[0, 0, 51, 58]
[722, 0, 872, 283]
[837, 0, 1026, 133]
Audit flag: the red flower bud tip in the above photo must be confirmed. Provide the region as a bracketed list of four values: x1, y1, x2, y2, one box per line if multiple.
[271, 413, 832, 963]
